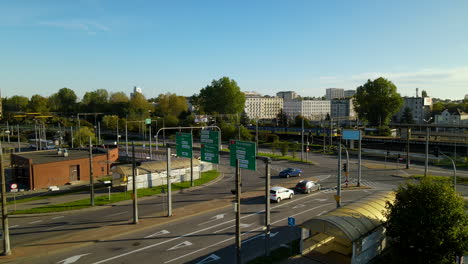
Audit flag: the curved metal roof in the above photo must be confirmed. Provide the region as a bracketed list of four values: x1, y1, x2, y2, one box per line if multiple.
[301, 191, 395, 242]
[112, 158, 201, 177]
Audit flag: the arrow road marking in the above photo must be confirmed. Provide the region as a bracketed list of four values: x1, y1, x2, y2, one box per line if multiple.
[167, 241, 192, 251]
[57, 253, 91, 264]
[196, 254, 221, 264]
[213, 223, 253, 233]
[197, 214, 225, 226]
[144, 229, 170, 238]
[292, 204, 305, 209]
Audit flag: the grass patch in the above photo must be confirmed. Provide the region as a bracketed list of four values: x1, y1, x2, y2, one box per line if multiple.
[411, 174, 468, 184]
[247, 239, 300, 264]
[11, 170, 220, 215]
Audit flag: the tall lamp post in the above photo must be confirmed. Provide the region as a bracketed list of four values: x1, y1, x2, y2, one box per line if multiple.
[424, 117, 433, 177]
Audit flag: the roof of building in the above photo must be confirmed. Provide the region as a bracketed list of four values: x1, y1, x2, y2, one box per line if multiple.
[300, 191, 395, 242]
[13, 149, 109, 165]
[112, 158, 201, 177]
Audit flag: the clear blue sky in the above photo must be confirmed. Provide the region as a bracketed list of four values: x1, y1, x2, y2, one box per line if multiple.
[1, 0, 467, 100]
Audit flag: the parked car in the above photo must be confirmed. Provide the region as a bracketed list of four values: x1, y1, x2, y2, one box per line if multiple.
[279, 168, 302, 178]
[294, 180, 321, 194]
[270, 186, 294, 203]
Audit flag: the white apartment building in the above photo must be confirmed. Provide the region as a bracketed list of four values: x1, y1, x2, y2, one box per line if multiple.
[283, 100, 331, 120]
[394, 97, 432, 124]
[244, 93, 283, 120]
[325, 88, 345, 100]
[276, 91, 298, 101]
[331, 98, 356, 124]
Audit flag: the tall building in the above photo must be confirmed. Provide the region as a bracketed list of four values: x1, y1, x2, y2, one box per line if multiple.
[325, 88, 345, 100]
[131, 86, 143, 98]
[331, 98, 356, 125]
[276, 91, 298, 101]
[244, 92, 283, 120]
[344, 90, 356, 98]
[283, 100, 330, 120]
[394, 97, 432, 124]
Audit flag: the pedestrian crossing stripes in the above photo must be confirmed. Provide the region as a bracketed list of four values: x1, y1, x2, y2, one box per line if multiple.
[320, 180, 379, 193]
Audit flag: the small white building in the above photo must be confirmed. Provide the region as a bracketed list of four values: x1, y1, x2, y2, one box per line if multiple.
[244, 92, 283, 120]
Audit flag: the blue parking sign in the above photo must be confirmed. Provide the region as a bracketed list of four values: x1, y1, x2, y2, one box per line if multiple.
[288, 217, 295, 227]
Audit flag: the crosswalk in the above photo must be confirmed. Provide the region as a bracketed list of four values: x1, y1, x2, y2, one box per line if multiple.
[321, 180, 381, 193]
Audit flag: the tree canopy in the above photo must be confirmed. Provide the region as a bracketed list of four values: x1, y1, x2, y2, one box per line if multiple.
[194, 77, 245, 114]
[3, 95, 29, 113]
[353, 77, 403, 126]
[400, 107, 414, 124]
[81, 89, 109, 113]
[128, 92, 152, 120]
[383, 178, 468, 264]
[49, 88, 78, 114]
[153, 93, 188, 118]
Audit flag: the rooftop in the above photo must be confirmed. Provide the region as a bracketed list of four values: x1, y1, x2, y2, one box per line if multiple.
[13, 148, 109, 165]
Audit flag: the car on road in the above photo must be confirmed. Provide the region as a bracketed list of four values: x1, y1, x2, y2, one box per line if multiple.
[270, 186, 294, 203]
[279, 168, 302, 178]
[294, 180, 321, 194]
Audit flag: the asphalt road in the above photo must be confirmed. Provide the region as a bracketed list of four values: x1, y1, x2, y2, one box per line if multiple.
[2, 150, 467, 264]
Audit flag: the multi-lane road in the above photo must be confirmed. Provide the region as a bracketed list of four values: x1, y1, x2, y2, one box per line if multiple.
[2, 151, 467, 264]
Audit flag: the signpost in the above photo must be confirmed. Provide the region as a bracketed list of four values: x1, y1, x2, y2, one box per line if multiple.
[230, 140, 256, 171]
[176, 132, 193, 158]
[342, 129, 362, 187]
[287, 217, 295, 256]
[200, 130, 220, 164]
[10, 184, 17, 211]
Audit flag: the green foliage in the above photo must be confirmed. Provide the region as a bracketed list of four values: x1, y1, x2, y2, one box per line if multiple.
[219, 121, 237, 141]
[81, 89, 109, 113]
[239, 125, 253, 141]
[400, 107, 415, 124]
[153, 93, 188, 118]
[49, 88, 78, 114]
[73, 127, 96, 146]
[109, 92, 130, 117]
[102, 115, 119, 130]
[280, 142, 289, 156]
[195, 77, 245, 114]
[377, 125, 391, 136]
[291, 143, 299, 158]
[353, 77, 403, 126]
[128, 92, 153, 119]
[3, 95, 29, 113]
[383, 178, 468, 264]
[28, 94, 49, 113]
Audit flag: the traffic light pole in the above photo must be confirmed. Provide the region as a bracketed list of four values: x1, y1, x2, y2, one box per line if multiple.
[235, 159, 242, 264]
[89, 137, 95, 206]
[1, 145, 11, 256]
[336, 143, 342, 208]
[425, 127, 429, 177]
[166, 147, 172, 216]
[132, 142, 139, 224]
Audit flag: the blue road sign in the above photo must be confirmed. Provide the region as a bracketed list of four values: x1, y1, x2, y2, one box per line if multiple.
[342, 129, 362, 140]
[288, 217, 295, 227]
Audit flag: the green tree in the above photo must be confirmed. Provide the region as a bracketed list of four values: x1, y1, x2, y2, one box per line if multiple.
[3, 95, 29, 112]
[431, 102, 445, 115]
[73, 126, 96, 146]
[49, 88, 78, 114]
[102, 115, 119, 130]
[81, 89, 109, 113]
[353, 77, 403, 126]
[128, 93, 152, 120]
[400, 107, 415, 124]
[383, 178, 468, 264]
[421, 90, 428, 97]
[28, 95, 50, 113]
[109, 92, 130, 117]
[154, 93, 188, 118]
[195, 77, 245, 114]
[280, 142, 289, 156]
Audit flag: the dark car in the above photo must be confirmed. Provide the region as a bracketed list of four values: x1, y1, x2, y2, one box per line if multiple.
[279, 168, 302, 178]
[294, 180, 321, 194]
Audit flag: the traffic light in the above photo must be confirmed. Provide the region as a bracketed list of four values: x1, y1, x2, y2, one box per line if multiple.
[434, 147, 439, 157]
[342, 163, 347, 172]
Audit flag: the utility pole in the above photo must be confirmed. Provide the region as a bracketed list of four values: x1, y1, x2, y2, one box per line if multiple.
[1, 144, 11, 256]
[425, 126, 429, 177]
[125, 121, 128, 157]
[264, 157, 271, 257]
[17, 125, 20, 153]
[89, 137, 95, 206]
[235, 159, 241, 264]
[301, 117, 304, 161]
[406, 128, 410, 169]
[166, 147, 172, 216]
[132, 142, 138, 224]
[70, 126, 74, 148]
[255, 118, 259, 155]
[35, 121, 38, 151]
[330, 118, 333, 148]
[358, 133, 362, 187]
[98, 122, 101, 145]
[336, 143, 342, 208]
[149, 124, 152, 159]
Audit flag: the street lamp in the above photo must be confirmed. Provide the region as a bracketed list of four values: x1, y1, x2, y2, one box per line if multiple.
[423, 117, 433, 176]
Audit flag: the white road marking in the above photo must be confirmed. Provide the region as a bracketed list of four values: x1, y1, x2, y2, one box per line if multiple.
[52, 216, 64, 220]
[164, 203, 332, 263]
[167, 241, 193, 251]
[57, 253, 91, 264]
[106, 211, 128, 217]
[313, 198, 327, 202]
[144, 229, 170, 238]
[213, 223, 253, 233]
[196, 254, 220, 264]
[92, 191, 330, 264]
[242, 232, 279, 244]
[197, 214, 225, 226]
[29, 220, 43, 224]
[10, 225, 19, 228]
[46, 225, 67, 231]
[292, 204, 305, 209]
[317, 210, 327, 216]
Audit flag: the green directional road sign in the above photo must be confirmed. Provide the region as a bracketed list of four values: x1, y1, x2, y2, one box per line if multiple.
[230, 140, 256, 171]
[145, 118, 151, 125]
[200, 130, 220, 164]
[176, 132, 193, 158]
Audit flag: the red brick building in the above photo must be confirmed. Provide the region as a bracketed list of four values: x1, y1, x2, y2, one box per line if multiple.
[11, 147, 119, 190]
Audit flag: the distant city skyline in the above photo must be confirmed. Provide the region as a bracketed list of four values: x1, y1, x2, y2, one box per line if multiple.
[1, 0, 467, 100]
